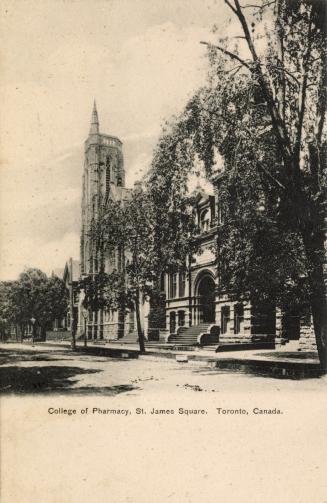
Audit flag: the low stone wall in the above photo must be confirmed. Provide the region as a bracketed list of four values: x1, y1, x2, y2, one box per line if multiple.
[46, 330, 71, 341]
[102, 322, 121, 340]
[299, 324, 316, 351]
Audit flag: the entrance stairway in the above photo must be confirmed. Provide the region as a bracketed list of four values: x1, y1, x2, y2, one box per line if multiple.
[167, 323, 219, 347]
[109, 324, 220, 348]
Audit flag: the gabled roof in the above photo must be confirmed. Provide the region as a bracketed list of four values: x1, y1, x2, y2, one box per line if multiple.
[52, 268, 64, 279]
[63, 259, 80, 283]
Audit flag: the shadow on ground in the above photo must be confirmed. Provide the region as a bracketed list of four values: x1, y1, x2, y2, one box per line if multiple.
[0, 365, 139, 395]
[0, 348, 73, 366]
[258, 351, 318, 360]
[189, 363, 323, 380]
[0, 348, 140, 395]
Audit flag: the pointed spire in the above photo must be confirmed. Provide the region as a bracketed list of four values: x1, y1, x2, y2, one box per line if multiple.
[89, 100, 99, 135]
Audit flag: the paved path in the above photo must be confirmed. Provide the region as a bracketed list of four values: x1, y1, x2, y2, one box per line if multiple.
[23, 339, 320, 364]
[0, 343, 325, 395]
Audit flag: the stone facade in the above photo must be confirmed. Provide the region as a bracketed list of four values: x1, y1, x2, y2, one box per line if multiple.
[162, 182, 316, 350]
[163, 186, 257, 344]
[77, 103, 316, 350]
[79, 102, 131, 340]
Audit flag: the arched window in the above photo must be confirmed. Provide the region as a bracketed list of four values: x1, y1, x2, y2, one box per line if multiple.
[178, 310, 185, 327]
[169, 312, 176, 333]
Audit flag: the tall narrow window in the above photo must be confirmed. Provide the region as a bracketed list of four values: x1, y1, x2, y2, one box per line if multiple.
[160, 273, 165, 292]
[169, 273, 177, 299]
[178, 310, 185, 327]
[234, 304, 244, 334]
[221, 306, 230, 334]
[106, 157, 111, 194]
[172, 273, 177, 298]
[169, 312, 176, 333]
[179, 271, 186, 298]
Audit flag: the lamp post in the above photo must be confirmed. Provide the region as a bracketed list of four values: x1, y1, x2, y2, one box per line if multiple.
[69, 258, 76, 350]
[30, 316, 36, 346]
[82, 307, 88, 348]
[131, 232, 145, 353]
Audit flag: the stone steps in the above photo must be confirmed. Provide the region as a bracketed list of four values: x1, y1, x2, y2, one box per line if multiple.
[168, 323, 216, 346]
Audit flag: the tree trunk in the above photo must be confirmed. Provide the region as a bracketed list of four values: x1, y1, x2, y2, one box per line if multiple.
[135, 289, 145, 353]
[32, 323, 36, 344]
[302, 227, 327, 372]
[310, 286, 327, 373]
[40, 325, 47, 342]
[70, 281, 76, 350]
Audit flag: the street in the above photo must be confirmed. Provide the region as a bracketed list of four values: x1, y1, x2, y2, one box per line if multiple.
[1, 342, 327, 503]
[1, 343, 326, 395]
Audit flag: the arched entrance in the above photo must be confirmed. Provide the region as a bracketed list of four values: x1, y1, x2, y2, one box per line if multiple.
[197, 275, 216, 323]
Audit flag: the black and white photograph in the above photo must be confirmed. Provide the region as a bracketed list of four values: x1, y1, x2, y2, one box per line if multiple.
[0, 1, 326, 502]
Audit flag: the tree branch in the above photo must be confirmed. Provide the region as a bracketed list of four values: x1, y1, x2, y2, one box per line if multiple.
[224, 0, 238, 15]
[295, 7, 313, 163]
[231, 0, 293, 171]
[316, 56, 327, 144]
[240, 1, 275, 8]
[268, 64, 300, 86]
[257, 163, 286, 191]
[200, 41, 250, 69]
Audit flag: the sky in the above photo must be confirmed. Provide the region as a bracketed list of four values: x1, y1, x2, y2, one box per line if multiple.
[0, 0, 233, 281]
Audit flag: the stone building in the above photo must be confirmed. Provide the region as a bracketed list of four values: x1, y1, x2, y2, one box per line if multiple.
[78, 103, 316, 350]
[162, 176, 315, 350]
[79, 103, 149, 341]
[162, 182, 275, 347]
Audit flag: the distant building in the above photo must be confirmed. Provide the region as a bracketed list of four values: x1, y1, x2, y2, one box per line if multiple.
[48, 259, 80, 341]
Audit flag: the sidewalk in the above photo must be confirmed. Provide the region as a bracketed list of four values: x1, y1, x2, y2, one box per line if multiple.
[1, 340, 322, 379]
[100, 341, 321, 378]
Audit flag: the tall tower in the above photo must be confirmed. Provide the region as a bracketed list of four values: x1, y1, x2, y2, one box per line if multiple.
[80, 102, 127, 340]
[80, 102, 125, 276]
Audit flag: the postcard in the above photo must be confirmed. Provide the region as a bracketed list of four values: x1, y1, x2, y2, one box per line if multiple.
[1, 1, 326, 502]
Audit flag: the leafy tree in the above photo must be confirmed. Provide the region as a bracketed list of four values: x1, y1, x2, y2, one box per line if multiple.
[174, 0, 326, 369]
[8, 268, 67, 340]
[0, 281, 16, 340]
[84, 127, 200, 352]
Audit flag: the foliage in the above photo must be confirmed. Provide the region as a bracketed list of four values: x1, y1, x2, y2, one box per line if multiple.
[103, 0, 325, 363]
[81, 269, 133, 312]
[84, 124, 201, 314]
[0, 281, 15, 337]
[81, 0, 327, 365]
[189, 0, 327, 367]
[145, 121, 200, 275]
[0, 269, 68, 335]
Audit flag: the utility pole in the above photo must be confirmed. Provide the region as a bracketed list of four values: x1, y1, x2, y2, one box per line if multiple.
[70, 258, 76, 350]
